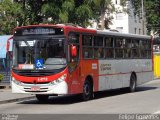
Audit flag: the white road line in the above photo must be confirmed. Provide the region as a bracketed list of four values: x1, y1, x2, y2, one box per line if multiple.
[153, 110, 160, 114]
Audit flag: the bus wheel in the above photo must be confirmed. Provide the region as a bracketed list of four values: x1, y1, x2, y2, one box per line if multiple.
[36, 95, 49, 102]
[129, 74, 137, 92]
[82, 80, 93, 101]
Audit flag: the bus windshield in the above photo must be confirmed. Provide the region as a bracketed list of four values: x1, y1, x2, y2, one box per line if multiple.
[12, 38, 67, 70]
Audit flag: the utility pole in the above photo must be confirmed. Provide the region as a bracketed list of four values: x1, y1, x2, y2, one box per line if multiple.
[141, 0, 145, 35]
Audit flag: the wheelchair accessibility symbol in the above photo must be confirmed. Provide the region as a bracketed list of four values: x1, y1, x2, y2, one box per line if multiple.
[35, 59, 43, 69]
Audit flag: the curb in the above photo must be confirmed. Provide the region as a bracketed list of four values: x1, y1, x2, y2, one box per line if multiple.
[0, 83, 11, 89]
[0, 96, 36, 104]
[0, 85, 11, 89]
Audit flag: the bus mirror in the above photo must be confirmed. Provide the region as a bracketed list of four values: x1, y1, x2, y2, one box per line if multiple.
[71, 45, 77, 57]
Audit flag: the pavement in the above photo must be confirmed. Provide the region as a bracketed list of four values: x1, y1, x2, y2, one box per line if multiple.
[0, 87, 35, 104]
[0, 78, 160, 104]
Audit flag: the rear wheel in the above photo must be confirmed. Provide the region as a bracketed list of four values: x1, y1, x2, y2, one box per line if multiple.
[129, 74, 137, 92]
[36, 95, 49, 102]
[81, 80, 93, 101]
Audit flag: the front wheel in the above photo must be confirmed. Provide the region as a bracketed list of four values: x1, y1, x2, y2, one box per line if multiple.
[36, 95, 49, 102]
[81, 80, 93, 101]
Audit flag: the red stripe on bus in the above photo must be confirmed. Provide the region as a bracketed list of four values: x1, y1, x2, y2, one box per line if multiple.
[97, 70, 152, 77]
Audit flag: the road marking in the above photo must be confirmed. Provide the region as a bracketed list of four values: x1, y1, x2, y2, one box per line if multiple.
[153, 110, 160, 114]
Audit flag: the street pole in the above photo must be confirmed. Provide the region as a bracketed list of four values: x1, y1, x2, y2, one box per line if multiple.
[141, 0, 145, 35]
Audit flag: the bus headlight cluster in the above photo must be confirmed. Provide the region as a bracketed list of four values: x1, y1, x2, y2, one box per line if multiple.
[12, 77, 22, 85]
[50, 74, 67, 85]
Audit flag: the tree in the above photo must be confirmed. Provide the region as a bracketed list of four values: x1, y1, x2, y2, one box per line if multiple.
[90, 0, 115, 30]
[41, 0, 93, 27]
[131, 0, 160, 34]
[0, 0, 129, 34]
[0, 0, 24, 34]
[14, 0, 47, 25]
[41, 0, 127, 29]
[88, 0, 128, 30]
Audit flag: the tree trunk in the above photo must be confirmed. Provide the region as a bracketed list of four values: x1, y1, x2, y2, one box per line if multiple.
[100, 9, 105, 30]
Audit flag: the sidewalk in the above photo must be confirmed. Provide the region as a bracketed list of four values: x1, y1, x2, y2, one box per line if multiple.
[0, 89, 35, 104]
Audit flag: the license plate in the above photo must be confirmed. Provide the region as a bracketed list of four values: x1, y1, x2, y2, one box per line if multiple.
[31, 86, 40, 91]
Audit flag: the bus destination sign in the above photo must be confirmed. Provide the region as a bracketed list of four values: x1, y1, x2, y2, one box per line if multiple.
[22, 28, 55, 35]
[14, 27, 64, 36]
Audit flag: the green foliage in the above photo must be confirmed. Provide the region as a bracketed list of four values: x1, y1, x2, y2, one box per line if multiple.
[0, 0, 128, 34]
[0, 74, 4, 81]
[0, 0, 24, 34]
[41, 0, 94, 27]
[131, 0, 160, 33]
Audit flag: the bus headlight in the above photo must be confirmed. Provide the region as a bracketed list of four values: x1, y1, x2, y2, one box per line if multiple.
[50, 74, 67, 85]
[12, 77, 22, 85]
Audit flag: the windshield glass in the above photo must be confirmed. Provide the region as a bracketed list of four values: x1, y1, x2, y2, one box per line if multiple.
[13, 38, 66, 70]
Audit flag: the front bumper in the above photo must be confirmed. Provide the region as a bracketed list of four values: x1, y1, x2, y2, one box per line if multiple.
[11, 81, 68, 95]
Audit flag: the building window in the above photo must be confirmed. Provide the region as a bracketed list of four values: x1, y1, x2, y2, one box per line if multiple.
[139, 17, 141, 23]
[134, 14, 137, 23]
[139, 29, 141, 34]
[115, 0, 117, 4]
[116, 12, 123, 20]
[134, 28, 137, 34]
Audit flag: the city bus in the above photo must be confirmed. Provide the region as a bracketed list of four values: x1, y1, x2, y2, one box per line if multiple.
[11, 24, 153, 101]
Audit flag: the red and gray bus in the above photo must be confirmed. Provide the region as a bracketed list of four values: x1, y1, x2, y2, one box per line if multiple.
[11, 24, 153, 101]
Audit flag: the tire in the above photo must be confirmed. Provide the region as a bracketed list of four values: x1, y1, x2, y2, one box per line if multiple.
[81, 80, 93, 101]
[36, 95, 49, 102]
[129, 74, 137, 92]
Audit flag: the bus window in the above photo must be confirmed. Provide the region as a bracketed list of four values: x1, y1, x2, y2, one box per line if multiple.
[94, 48, 104, 59]
[148, 50, 152, 58]
[132, 39, 139, 48]
[82, 35, 93, 59]
[124, 39, 132, 58]
[83, 47, 93, 59]
[93, 36, 104, 59]
[82, 35, 92, 46]
[105, 48, 114, 58]
[115, 37, 124, 58]
[147, 40, 152, 58]
[104, 37, 114, 47]
[94, 36, 103, 46]
[115, 49, 123, 58]
[115, 38, 124, 48]
[139, 40, 146, 58]
[132, 39, 140, 58]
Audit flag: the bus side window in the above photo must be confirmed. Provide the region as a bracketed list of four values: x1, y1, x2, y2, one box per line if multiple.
[94, 48, 103, 58]
[82, 35, 93, 59]
[105, 49, 114, 58]
[124, 39, 132, 58]
[84, 48, 93, 58]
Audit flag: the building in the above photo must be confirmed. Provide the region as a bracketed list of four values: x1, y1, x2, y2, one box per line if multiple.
[88, 0, 147, 35]
[0, 35, 12, 71]
[110, 0, 147, 35]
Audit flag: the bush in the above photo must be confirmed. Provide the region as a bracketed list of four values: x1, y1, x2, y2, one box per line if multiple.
[0, 74, 4, 81]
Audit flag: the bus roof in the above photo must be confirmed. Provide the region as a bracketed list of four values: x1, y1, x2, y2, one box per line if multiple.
[97, 30, 151, 39]
[13, 24, 151, 39]
[13, 24, 97, 35]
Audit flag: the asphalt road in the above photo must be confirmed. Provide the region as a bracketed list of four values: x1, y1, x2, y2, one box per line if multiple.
[0, 79, 160, 116]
